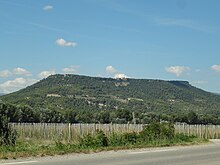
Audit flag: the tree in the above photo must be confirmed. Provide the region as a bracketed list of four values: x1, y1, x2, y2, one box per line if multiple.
[115, 109, 132, 122]
[187, 111, 198, 124]
[0, 114, 16, 145]
[96, 111, 111, 123]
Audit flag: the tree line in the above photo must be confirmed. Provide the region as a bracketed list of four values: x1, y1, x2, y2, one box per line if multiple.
[1, 102, 220, 125]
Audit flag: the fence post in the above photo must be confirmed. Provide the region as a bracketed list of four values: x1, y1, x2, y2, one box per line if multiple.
[188, 125, 190, 136]
[213, 125, 215, 139]
[79, 123, 82, 137]
[199, 125, 201, 138]
[183, 123, 185, 135]
[43, 123, 46, 141]
[68, 123, 71, 143]
[205, 125, 208, 139]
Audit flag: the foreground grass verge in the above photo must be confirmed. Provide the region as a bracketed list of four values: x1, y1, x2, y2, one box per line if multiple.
[0, 137, 207, 159]
[0, 122, 208, 159]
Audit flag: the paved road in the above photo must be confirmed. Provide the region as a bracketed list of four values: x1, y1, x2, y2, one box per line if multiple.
[1, 141, 220, 165]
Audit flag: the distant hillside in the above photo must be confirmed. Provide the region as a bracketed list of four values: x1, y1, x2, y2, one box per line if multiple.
[1, 74, 220, 116]
[0, 93, 5, 96]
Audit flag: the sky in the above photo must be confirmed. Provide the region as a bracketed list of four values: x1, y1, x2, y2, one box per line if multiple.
[1, 0, 220, 94]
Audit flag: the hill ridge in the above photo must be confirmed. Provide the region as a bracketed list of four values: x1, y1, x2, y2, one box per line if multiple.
[1, 74, 220, 116]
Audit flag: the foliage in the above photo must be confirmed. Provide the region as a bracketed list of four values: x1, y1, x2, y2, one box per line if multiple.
[78, 134, 95, 148]
[78, 122, 192, 148]
[174, 133, 196, 142]
[0, 122, 206, 159]
[0, 132, 204, 159]
[79, 130, 108, 148]
[1, 74, 220, 124]
[141, 122, 175, 141]
[94, 130, 108, 147]
[0, 115, 16, 146]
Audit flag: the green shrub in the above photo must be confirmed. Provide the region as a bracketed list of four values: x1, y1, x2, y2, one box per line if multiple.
[175, 133, 196, 142]
[140, 122, 175, 141]
[0, 115, 17, 146]
[108, 132, 124, 146]
[94, 130, 108, 147]
[55, 141, 66, 150]
[79, 130, 108, 148]
[122, 132, 140, 145]
[78, 134, 95, 148]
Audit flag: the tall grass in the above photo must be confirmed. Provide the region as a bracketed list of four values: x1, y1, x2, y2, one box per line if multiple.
[0, 122, 206, 159]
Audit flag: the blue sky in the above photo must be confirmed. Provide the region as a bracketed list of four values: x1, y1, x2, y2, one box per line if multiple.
[1, 0, 220, 93]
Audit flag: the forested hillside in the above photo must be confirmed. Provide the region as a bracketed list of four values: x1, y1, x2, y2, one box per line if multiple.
[1, 74, 220, 124]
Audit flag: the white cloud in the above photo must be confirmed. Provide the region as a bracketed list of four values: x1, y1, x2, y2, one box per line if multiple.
[165, 66, 190, 77]
[105, 65, 128, 79]
[56, 38, 77, 47]
[0, 78, 37, 93]
[13, 67, 32, 76]
[0, 67, 31, 77]
[62, 66, 79, 74]
[96, 74, 104, 77]
[154, 17, 216, 33]
[114, 73, 128, 79]
[192, 80, 208, 85]
[43, 5, 53, 11]
[211, 65, 220, 72]
[38, 70, 56, 79]
[0, 70, 12, 77]
[106, 65, 117, 74]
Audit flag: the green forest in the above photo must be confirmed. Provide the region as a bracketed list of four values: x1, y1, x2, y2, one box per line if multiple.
[1, 74, 220, 124]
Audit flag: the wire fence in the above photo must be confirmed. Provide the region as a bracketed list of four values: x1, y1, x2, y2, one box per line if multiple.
[10, 123, 220, 143]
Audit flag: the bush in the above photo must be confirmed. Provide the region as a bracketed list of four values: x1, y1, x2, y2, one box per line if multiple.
[94, 130, 108, 147]
[175, 133, 196, 142]
[79, 134, 95, 148]
[108, 132, 124, 146]
[122, 132, 140, 145]
[79, 130, 108, 148]
[76, 122, 199, 150]
[140, 122, 175, 141]
[0, 115, 17, 146]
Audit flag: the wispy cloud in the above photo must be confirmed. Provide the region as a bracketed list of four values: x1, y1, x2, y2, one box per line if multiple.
[154, 17, 217, 33]
[0, 70, 12, 78]
[104, 25, 141, 33]
[28, 22, 73, 35]
[62, 66, 79, 74]
[106, 66, 117, 74]
[0, 0, 32, 8]
[192, 80, 208, 85]
[211, 65, 220, 72]
[92, 0, 134, 14]
[13, 67, 32, 76]
[165, 66, 190, 77]
[105, 65, 128, 79]
[43, 5, 53, 11]
[0, 68, 32, 77]
[0, 78, 37, 93]
[38, 70, 56, 79]
[56, 38, 77, 47]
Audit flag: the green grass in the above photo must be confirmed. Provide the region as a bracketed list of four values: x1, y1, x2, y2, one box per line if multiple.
[0, 122, 208, 159]
[0, 134, 207, 159]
